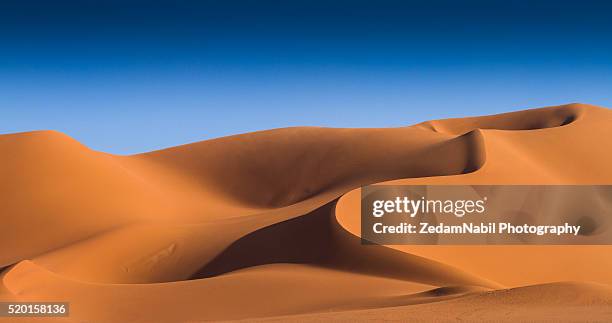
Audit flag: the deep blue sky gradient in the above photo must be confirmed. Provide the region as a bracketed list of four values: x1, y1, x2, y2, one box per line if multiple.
[2, 0, 612, 154]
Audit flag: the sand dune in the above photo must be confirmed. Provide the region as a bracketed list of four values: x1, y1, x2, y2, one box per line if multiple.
[1, 103, 611, 321]
[254, 282, 612, 322]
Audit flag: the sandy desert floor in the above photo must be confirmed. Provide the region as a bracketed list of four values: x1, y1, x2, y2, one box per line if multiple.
[1, 103, 612, 322]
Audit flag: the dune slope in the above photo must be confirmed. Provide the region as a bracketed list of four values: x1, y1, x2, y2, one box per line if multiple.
[1, 103, 611, 321]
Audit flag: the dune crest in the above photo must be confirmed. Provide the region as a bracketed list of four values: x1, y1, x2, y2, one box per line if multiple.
[1, 103, 611, 321]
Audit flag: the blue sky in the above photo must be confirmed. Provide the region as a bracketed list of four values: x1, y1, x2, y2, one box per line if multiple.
[2, 0, 612, 154]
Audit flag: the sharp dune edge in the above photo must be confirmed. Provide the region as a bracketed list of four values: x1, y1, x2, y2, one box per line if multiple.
[1, 103, 612, 322]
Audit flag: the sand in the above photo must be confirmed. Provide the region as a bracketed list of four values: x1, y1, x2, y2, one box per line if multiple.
[1, 103, 611, 322]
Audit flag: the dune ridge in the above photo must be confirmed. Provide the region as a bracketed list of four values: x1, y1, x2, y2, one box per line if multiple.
[1, 103, 612, 321]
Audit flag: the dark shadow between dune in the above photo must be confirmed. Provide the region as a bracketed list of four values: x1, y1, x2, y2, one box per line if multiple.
[190, 202, 335, 279]
[190, 195, 498, 288]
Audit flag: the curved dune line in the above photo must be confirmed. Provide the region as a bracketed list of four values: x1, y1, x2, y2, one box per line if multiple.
[253, 282, 612, 322]
[11, 122, 492, 285]
[1, 260, 468, 321]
